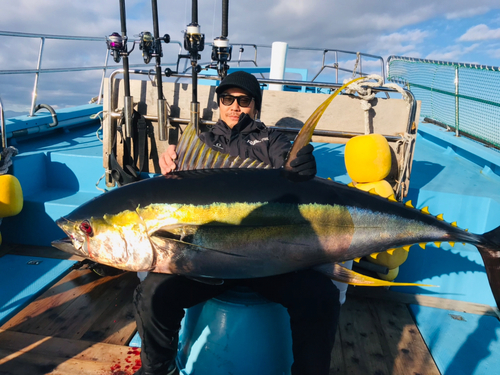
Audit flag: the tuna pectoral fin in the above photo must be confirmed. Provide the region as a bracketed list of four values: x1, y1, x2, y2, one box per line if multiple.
[313, 263, 436, 287]
[150, 234, 248, 277]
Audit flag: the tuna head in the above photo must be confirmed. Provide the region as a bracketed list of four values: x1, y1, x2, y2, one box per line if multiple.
[52, 208, 156, 272]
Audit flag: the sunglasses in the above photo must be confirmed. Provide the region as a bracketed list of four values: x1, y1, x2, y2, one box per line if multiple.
[220, 94, 254, 108]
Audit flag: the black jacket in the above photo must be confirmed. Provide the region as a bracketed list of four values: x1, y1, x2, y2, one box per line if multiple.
[199, 114, 291, 168]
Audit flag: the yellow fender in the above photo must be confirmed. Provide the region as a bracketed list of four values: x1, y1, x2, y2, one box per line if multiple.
[0, 174, 23, 217]
[345, 134, 392, 183]
[345, 134, 408, 281]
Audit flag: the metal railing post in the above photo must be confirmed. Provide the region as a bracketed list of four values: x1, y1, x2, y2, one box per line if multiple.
[455, 66, 459, 137]
[335, 51, 338, 83]
[0, 97, 5, 148]
[30, 37, 45, 116]
[97, 49, 110, 105]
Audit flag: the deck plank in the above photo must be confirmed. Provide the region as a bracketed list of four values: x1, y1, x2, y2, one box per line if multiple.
[1, 269, 138, 346]
[370, 296, 440, 375]
[338, 295, 392, 374]
[0, 329, 141, 375]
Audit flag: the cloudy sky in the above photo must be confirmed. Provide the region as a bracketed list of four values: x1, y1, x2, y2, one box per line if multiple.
[1, 0, 500, 115]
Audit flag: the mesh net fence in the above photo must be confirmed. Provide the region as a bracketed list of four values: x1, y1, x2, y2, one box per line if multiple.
[387, 56, 500, 149]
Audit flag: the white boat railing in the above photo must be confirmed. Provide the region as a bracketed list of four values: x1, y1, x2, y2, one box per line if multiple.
[0, 31, 183, 116]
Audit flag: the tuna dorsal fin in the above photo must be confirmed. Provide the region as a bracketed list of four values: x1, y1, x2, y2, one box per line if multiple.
[175, 122, 270, 171]
[283, 76, 365, 171]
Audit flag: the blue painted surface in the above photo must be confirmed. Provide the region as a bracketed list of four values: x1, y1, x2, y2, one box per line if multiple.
[2, 119, 105, 246]
[0, 255, 76, 325]
[5, 104, 102, 133]
[409, 304, 500, 375]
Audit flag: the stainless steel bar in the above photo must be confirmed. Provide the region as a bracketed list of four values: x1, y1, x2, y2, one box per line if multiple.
[121, 68, 401, 93]
[29, 37, 45, 117]
[0, 97, 5, 148]
[97, 50, 110, 105]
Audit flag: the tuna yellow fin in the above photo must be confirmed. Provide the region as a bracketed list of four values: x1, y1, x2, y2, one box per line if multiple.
[369, 252, 380, 259]
[284, 76, 365, 171]
[388, 194, 398, 202]
[434, 242, 441, 248]
[449, 242, 455, 247]
[402, 245, 411, 252]
[419, 243, 426, 249]
[313, 263, 436, 287]
[451, 221, 458, 227]
[421, 206, 430, 214]
[386, 248, 396, 255]
[353, 257, 362, 263]
[436, 214, 444, 221]
[405, 200, 414, 208]
[368, 188, 377, 195]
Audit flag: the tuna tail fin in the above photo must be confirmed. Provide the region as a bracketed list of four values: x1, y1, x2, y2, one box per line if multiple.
[283, 76, 365, 171]
[313, 263, 436, 288]
[477, 225, 500, 309]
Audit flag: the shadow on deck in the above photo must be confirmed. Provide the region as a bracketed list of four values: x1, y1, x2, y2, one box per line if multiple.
[0, 244, 441, 375]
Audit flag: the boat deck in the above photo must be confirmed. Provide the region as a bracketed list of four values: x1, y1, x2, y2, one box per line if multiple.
[0, 244, 451, 375]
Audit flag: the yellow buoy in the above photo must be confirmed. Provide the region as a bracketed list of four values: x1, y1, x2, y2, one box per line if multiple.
[0, 174, 24, 217]
[369, 247, 409, 269]
[377, 267, 399, 281]
[345, 134, 392, 183]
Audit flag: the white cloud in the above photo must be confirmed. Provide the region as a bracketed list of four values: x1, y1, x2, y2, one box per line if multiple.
[3, 0, 500, 111]
[458, 24, 500, 41]
[446, 7, 490, 19]
[425, 43, 480, 62]
[369, 30, 430, 57]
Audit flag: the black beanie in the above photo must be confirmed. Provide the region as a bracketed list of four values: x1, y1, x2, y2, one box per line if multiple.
[216, 71, 262, 111]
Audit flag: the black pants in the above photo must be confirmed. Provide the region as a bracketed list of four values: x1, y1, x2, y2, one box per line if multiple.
[133, 269, 341, 375]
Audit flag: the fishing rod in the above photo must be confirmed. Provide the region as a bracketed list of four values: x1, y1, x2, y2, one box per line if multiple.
[105, 0, 137, 187]
[119, 0, 134, 139]
[183, 0, 205, 134]
[106, 1, 136, 140]
[211, 0, 232, 79]
[150, 0, 171, 142]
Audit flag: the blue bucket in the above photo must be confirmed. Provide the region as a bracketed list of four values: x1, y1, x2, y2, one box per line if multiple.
[177, 287, 293, 375]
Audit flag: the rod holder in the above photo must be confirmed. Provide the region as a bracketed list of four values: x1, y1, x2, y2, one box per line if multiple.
[190, 102, 200, 135]
[123, 95, 133, 138]
[158, 98, 169, 141]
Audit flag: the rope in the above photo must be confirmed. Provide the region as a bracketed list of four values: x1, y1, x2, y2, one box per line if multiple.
[343, 74, 411, 134]
[0, 146, 18, 175]
[343, 74, 415, 200]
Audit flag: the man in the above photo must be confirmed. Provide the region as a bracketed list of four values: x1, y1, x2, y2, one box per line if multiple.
[134, 71, 341, 375]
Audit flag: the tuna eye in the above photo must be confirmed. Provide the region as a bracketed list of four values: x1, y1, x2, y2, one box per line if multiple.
[79, 221, 94, 236]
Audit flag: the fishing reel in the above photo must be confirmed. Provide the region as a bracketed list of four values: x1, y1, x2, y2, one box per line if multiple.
[139, 31, 154, 64]
[183, 23, 205, 62]
[106, 32, 127, 63]
[138, 31, 170, 65]
[211, 37, 232, 78]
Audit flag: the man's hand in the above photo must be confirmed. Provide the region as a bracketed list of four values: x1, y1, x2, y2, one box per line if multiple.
[159, 144, 177, 175]
[288, 143, 317, 180]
